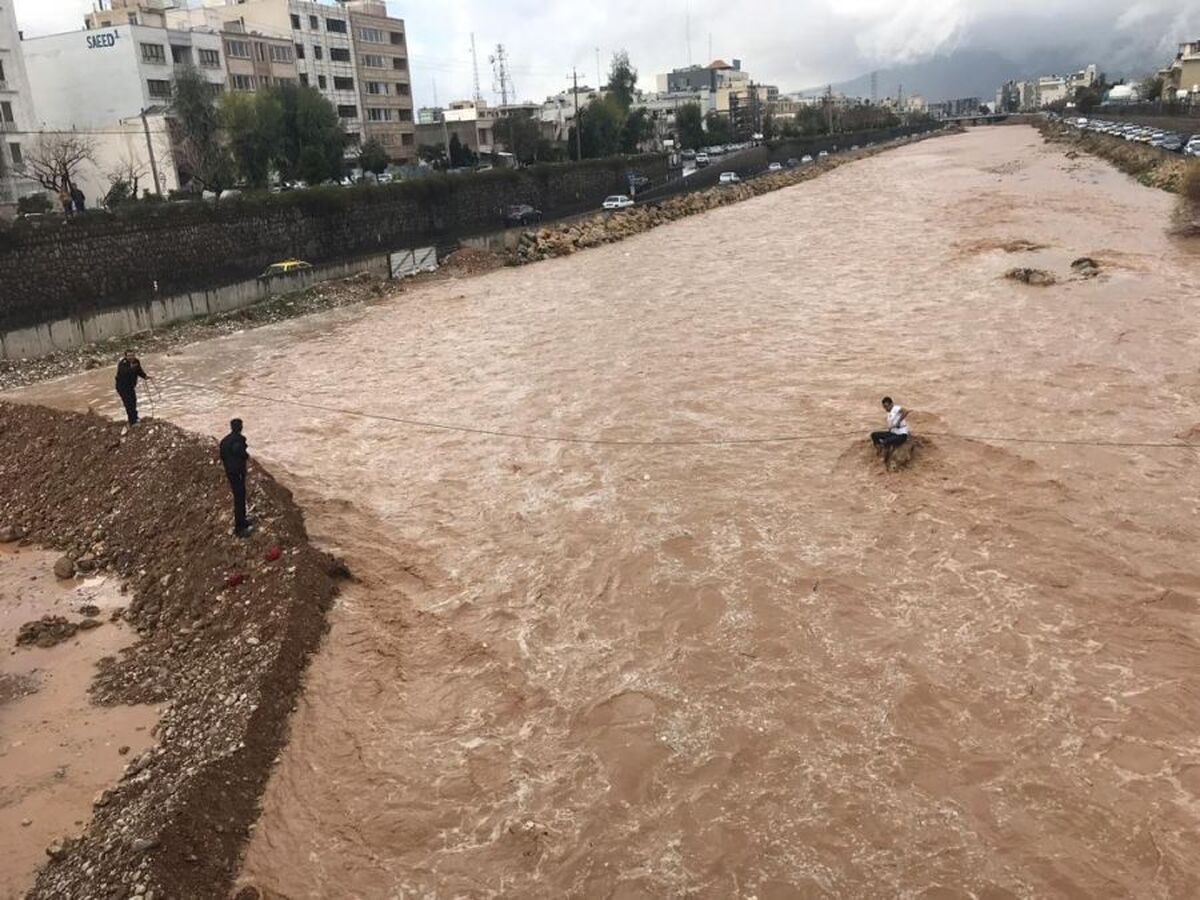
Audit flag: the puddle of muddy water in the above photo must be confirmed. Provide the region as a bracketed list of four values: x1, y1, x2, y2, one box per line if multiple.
[0, 545, 158, 897]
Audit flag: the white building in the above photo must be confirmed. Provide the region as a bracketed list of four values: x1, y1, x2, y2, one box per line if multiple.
[0, 0, 39, 205]
[22, 24, 226, 200]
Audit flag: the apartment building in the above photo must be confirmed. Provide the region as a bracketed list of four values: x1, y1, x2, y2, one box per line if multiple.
[0, 0, 39, 204]
[1164, 40, 1200, 99]
[345, 1, 413, 162]
[221, 22, 299, 93]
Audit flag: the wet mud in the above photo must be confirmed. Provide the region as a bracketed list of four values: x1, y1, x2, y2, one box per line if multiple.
[8, 126, 1200, 897]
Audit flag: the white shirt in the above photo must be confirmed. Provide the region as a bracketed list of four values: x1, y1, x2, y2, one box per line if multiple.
[888, 405, 909, 435]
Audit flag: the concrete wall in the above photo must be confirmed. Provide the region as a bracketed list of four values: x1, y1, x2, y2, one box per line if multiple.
[0, 253, 388, 359]
[0, 154, 667, 335]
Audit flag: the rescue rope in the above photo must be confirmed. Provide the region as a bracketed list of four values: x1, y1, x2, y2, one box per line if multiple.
[168, 381, 1198, 452]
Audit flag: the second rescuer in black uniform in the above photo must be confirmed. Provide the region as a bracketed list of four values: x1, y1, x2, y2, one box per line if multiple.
[219, 418, 253, 537]
[114, 351, 150, 425]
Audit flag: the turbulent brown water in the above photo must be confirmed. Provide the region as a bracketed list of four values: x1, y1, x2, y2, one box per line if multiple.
[9, 127, 1200, 897]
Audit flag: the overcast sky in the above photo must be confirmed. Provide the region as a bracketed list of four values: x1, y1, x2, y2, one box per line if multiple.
[16, 0, 1200, 109]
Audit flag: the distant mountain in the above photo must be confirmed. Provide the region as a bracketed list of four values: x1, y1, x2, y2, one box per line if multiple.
[801, 48, 1101, 103]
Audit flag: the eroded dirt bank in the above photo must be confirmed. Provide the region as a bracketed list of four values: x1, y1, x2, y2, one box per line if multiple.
[0, 404, 342, 898]
[8, 126, 1200, 896]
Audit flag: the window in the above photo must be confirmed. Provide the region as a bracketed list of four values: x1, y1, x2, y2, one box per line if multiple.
[147, 78, 172, 99]
[362, 54, 385, 68]
[0, 102, 12, 123]
[330, 47, 351, 63]
[337, 104, 358, 119]
[170, 45, 191, 65]
[255, 42, 267, 62]
[313, 45, 323, 60]
[232, 74, 256, 91]
[325, 18, 347, 33]
[309, 15, 318, 29]
[318, 75, 327, 89]
[226, 40, 251, 59]
[141, 43, 166, 64]
[392, 57, 407, 71]
[294, 43, 305, 60]
[397, 108, 412, 122]
[366, 81, 384, 95]
[396, 83, 410, 96]
[0, 60, 5, 83]
[299, 73, 309, 86]
[270, 45, 293, 64]
[401, 132, 413, 146]
[358, 27, 386, 43]
[199, 48, 220, 68]
[367, 107, 395, 121]
[390, 31, 405, 46]
[333, 76, 354, 90]
[10, 142, 22, 165]
[290, 14, 301, 29]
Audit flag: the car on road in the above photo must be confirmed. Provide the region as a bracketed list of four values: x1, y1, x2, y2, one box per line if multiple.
[718, 171, 741, 185]
[503, 203, 543, 227]
[768, 162, 783, 171]
[681, 148, 696, 160]
[818, 150, 829, 159]
[626, 172, 652, 193]
[786, 157, 800, 168]
[801, 154, 814, 164]
[695, 152, 710, 167]
[602, 194, 635, 210]
[1161, 135, 1184, 152]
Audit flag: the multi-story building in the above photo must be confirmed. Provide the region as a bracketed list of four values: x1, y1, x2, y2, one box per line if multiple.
[169, 0, 414, 162]
[0, 0, 39, 205]
[345, 1, 413, 162]
[221, 21, 299, 93]
[22, 23, 227, 199]
[1163, 40, 1200, 100]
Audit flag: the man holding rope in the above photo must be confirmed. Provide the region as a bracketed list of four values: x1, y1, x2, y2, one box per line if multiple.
[870, 396, 909, 466]
[114, 350, 151, 425]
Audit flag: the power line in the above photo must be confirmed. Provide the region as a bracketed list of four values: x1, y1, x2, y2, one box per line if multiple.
[169, 382, 1199, 452]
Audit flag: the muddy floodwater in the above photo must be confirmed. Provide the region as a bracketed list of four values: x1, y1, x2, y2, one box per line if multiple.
[9, 126, 1200, 897]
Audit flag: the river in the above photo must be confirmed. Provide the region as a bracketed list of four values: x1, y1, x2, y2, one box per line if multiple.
[8, 126, 1200, 897]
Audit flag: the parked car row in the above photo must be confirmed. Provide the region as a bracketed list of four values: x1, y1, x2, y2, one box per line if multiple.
[1059, 115, 1200, 156]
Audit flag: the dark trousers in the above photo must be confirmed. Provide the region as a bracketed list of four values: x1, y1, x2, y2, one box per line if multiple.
[226, 471, 248, 532]
[871, 431, 908, 449]
[117, 388, 138, 424]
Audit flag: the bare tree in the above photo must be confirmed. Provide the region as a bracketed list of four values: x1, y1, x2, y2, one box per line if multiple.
[25, 132, 97, 194]
[104, 153, 149, 206]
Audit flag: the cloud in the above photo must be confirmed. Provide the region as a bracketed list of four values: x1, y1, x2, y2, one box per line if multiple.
[15, 0, 1200, 108]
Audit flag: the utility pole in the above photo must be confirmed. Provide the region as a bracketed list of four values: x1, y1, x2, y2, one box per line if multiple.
[572, 69, 582, 160]
[685, 1, 692, 66]
[470, 33, 482, 104]
[491, 44, 511, 107]
[140, 107, 162, 196]
[596, 47, 602, 92]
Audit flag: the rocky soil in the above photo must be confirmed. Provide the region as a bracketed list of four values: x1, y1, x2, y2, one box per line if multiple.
[1038, 119, 1193, 193]
[0, 402, 346, 899]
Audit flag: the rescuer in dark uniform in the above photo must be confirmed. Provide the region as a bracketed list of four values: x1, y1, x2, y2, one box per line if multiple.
[114, 350, 150, 425]
[219, 418, 254, 537]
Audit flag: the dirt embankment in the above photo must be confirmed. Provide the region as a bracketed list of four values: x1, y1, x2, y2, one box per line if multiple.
[1038, 119, 1193, 192]
[515, 131, 955, 262]
[0, 402, 345, 899]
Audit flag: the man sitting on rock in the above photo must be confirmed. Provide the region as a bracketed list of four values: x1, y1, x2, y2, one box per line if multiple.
[870, 396, 910, 466]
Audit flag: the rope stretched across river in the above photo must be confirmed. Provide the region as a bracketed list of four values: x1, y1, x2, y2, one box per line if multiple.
[170, 381, 1198, 451]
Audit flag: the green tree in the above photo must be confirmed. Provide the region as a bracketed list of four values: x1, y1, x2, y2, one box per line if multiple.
[494, 112, 543, 164]
[1139, 75, 1164, 102]
[704, 110, 733, 145]
[418, 143, 448, 169]
[171, 66, 233, 192]
[675, 102, 705, 150]
[620, 106, 653, 154]
[607, 50, 638, 112]
[357, 137, 390, 176]
[572, 97, 624, 159]
[272, 82, 346, 183]
[220, 90, 283, 188]
[448, 133, 477, 168]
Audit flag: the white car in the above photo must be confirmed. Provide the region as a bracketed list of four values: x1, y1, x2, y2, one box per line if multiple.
[801, 154, 814, 164]
[718, 171, 740, 185]
[695, 152, 710, 167]
[768, 162, 783, 171]
[602, 195, 635, 210]
[818, 150, 829, 158]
